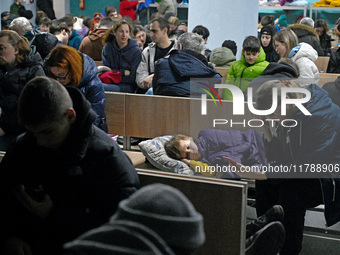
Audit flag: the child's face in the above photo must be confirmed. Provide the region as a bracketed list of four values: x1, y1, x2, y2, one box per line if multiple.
[274, 40, 287, 57]
[244, 50, 260, 65]
[178, 138, 201, 161]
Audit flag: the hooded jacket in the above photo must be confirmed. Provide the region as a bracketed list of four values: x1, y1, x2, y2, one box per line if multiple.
[79, 53, 107, 132]
[79, 28, 108, 61]
[322, 76, 340, 107]
[223, 47, 269, 100]
[0, 87, 140, 253]
[291, 42, 320, 87]
[260, 25, 281, 63]
[68, 29, 82, 50]
[194, 129, 267, 179]
[102, 38, 141, 90]
[288, 23, 324, 56]
[209, 47, 236, 68]
[247, 62, 299, 101]
[282, 84, 340, 227]
[152, 49, 222, 97]
[0, 46, 45, 135]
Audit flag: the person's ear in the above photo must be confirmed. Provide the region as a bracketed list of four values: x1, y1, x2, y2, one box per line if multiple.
[179, 43, 183, 50]
[65, 108, 76, 123]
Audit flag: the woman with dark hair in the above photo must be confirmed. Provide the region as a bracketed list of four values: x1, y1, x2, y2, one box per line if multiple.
[314, 19, 332, 56]
[260, 25, 280, 62]
[0, 30, 45, 150]
[101, 20, 142, 93]
[44, 45, 107, 132]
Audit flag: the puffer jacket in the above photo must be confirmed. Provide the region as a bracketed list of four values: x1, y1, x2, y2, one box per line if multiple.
[223, 47, 269, 100]
[79, 53, 107, 132]
[288, 23, 324, 56]
[322, 76, 340, 107]
[194, 129, 267, 179]
[152, 49, 222, 97]
[102, 38, 141, 91]
[291, 42, 320, 87]
[209, 47, 236, 68]
[0, 46, 45, 135]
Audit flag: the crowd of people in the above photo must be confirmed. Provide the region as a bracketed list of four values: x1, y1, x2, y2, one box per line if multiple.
[0, 0, 340, 254]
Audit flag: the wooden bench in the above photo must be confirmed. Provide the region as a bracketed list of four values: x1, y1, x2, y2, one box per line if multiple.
[319, 72, 339, 87]
[215, 67, 229, 83]
[137, 169, 248, 255]
[315, 56, 330, 73]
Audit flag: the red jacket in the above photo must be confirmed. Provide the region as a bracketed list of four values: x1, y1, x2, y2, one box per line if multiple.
[119, 0, 139, 21]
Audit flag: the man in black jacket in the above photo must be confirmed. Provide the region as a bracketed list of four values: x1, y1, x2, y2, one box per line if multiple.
[0, 76, 140, 255]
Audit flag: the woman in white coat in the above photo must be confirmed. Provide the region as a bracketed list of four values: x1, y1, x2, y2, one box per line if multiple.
[273, 29, 319, 87]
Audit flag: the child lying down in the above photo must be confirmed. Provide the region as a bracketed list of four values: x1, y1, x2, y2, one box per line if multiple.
[164, 129, 267, 178]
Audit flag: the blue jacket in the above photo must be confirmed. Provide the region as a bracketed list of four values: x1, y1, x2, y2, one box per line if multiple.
[194, 129, 267, 178]
[286, 84, 340, 226]
[153, 49, 222, 97]
[102, 38, 141, 90]
[68, 29, 82, 50]
[79, 53, 107, 132]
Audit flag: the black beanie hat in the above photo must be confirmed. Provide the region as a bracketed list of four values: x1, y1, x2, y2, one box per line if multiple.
[111, 183, 205, 250]
[222, 40, 237, 56]
[260, 25, 277, 37]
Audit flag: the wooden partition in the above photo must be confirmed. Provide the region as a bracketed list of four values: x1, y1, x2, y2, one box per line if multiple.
[105, 92, 126, 135]
[215, 67, 230, 83]
[315, 57, 330, 73]
[137, 169, 247, 255]
[319, 73, 339, 87]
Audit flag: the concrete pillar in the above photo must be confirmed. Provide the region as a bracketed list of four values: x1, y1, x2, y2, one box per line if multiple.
[53, 0, 70, 19]
[188, 0, 259, 59]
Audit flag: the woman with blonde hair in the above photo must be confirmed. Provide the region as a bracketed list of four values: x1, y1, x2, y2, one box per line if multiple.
[44, 45, 107, 132]
[0, 30, 45, 150]
[101, 20, 141, 92]
[273, 29, 319, 86]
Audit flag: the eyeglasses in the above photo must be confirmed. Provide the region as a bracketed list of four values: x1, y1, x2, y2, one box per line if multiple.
[54, 69, 70, 81]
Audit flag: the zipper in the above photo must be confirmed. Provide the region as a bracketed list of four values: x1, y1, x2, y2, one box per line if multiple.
[239, 67, 247, 90]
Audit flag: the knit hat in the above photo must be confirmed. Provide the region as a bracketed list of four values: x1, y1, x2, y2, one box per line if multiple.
[260, 25, 276, 37]
[278, 15, 288, 28]
[222, 40, 237, 56]
[63, 220, 176, 255]
[210, 47, 236, 67]
[111, 183, 205, 251]
[1, 11, 10, 19]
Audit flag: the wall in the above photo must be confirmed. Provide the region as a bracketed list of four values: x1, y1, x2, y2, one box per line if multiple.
[70, 0, 120, 18]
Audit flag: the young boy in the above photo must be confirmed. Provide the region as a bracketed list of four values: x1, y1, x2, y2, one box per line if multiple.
[223, 36, 269, 100]
[164, 129, 267, 178]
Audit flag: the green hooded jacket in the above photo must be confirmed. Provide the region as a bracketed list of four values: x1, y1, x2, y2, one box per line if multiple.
[223, 48, 269, 100]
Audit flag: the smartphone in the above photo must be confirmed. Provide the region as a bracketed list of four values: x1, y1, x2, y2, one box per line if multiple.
[222, 156, 239, 165]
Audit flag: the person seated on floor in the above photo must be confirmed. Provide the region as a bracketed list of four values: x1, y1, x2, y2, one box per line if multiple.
[63, 184, 285, 255]
[164, 129, 267, 179]
[152, 32, 221, 97]
[0, 76, 139, 255]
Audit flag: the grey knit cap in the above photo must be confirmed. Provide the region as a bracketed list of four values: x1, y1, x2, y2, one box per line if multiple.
[111, 183, 205, 250]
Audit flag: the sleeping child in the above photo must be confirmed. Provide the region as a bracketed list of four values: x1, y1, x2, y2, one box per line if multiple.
[164, 129, 267, 178]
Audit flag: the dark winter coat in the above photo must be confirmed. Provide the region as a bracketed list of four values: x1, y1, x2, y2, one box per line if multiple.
[273, 84, 340, 227]
[102, 38, 141, 90]
[288, 24, 325, 56]
[153, 49, 222, 97]
[79, 53, 107, 132]
[322, 76, 340, 107]
[0, 46, 45, 135]
[194, 129, 267, 178]
[246, 62, 299, 101]
[260, 25, 281, 63]
[0, 87, 140, 254]
[37, 0, 56, 19]
[79, 28, 107, 61]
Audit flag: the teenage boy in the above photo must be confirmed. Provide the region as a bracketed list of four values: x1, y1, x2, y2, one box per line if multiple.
[223, 36, 269, 100]
[0, 76, 139, 255]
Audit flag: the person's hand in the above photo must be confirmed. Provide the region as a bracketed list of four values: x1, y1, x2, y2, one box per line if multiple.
[141, 74, 154, 89]
[124, 70, 131, 76]
[138, 0, 145, 3]
[5, 237, 32, 255]
[14, 185, 53, 220]
[181, 158, 191, 165]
